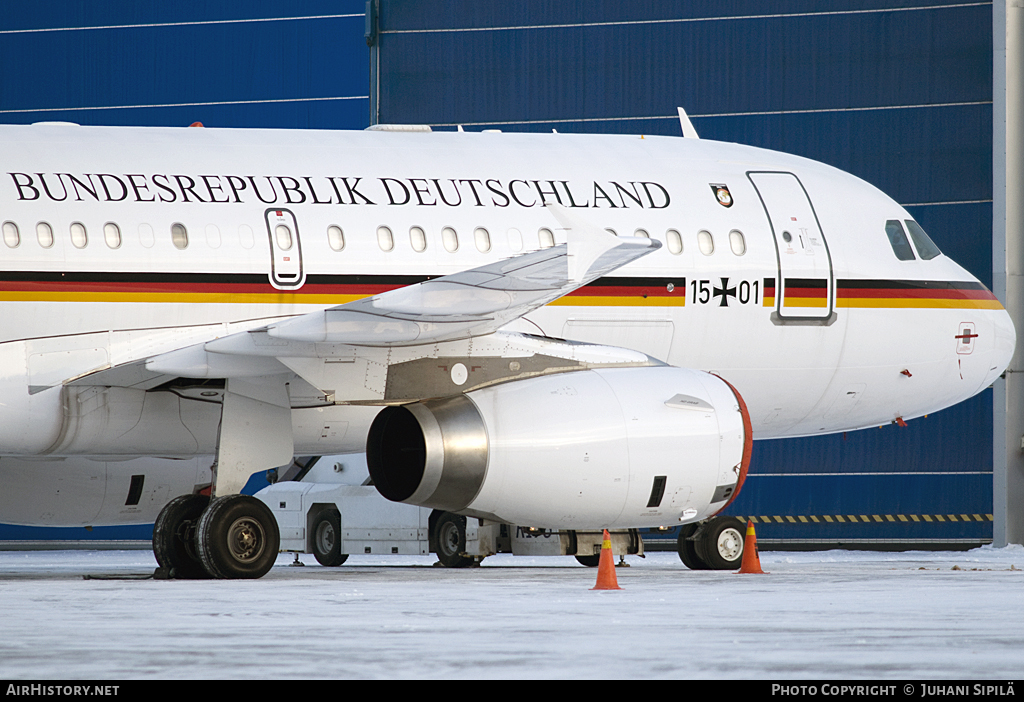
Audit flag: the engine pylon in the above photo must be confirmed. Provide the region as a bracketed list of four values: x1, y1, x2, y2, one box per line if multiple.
[590, 529, 622, 590]
[737, 520, 767, 574]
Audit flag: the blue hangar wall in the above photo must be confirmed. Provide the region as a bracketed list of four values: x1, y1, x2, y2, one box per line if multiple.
[371, 0, 996, 546]
[0, 1, 370, 544]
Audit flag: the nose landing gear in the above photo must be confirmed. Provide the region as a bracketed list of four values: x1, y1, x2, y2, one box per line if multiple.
[677, 516, 746, 570]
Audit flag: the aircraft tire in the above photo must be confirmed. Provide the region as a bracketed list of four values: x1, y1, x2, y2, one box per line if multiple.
[575, 554, 600, 567]
[677, 523, 708, 570]
[196, 494, 280, 579]
[153, 494, 212, 579]
[434, 512, 473, 568]
[694, 516, 745, 570]
[311, 509, 348, 567]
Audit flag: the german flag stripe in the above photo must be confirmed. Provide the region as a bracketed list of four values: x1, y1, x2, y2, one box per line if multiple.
[770, 278, 1002, 310]
[836, 278, 1001, 310]
[0, 272, 1002, 310]
[0, 271, 692, 306]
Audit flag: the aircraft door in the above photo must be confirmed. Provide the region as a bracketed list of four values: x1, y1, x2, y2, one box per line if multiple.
[265, 208, 305, 290]
[748, 172, 834, 321]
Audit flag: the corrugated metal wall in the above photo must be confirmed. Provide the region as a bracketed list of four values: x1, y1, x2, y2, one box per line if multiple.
[375, 0, 995, 545]
[0, 1, 368, 128]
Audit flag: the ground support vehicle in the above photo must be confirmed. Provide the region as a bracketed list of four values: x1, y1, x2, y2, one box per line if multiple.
[256, 481, 645, 567]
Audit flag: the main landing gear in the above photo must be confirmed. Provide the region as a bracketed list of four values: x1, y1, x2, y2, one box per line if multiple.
[677, 516, 745, 570]
[153, 493, 280, 580]
[153, 376, 290, 579]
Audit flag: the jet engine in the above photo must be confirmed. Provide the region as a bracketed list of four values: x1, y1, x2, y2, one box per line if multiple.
[367, 366, 751, 529]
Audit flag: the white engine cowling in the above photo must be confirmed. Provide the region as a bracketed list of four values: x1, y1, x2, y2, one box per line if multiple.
[366, 366, 751, 529]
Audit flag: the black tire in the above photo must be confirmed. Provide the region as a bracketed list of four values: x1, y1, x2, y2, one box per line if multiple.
[196, 494, 281, 579]
[676, 523, 708, 570]
[153, 494, 211, 579]
[311, 509, 348, 567]
[575, 554, 600, 568]
[694, 516, 745, 570]
[434, 512, 473, 568]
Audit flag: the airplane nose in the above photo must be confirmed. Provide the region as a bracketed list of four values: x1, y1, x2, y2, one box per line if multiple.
[989, 306, 1017, 382]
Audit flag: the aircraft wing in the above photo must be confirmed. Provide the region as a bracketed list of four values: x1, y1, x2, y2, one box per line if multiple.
[66, 204, 659, 393]
[264, 204, 658, 346]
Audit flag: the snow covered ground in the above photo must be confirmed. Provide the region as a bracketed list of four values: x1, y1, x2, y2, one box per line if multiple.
[0, 546, 1021, 679]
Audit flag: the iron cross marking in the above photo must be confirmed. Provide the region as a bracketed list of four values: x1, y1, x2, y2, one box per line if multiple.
[713, 277, 737, 307]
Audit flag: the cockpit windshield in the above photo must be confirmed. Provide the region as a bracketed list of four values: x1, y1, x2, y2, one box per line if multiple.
[904, 220, 942, 260]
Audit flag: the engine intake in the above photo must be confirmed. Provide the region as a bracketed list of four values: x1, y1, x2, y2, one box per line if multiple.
[367, 395, 487, 510]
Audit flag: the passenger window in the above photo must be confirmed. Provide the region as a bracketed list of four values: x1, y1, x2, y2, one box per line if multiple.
[70, 222, 88, 249]
[442, 226, 459, 252]
[697, 230, 714, 255]
[885, 220, 915, 261]
[105, 223, 122, 249]
[36, 222, 54, 248]
[729, 230, 746, 256]
[409, 226, 426, 252]
[474, 227, 491, 253]
[171, 223, 189, 249]
[2, 224, 20, 251]
[905, 220, 941, 260]
[633, 228, 650, 239]
[276, 224, 294, 251]
[538, 227, 555, 249]
[3, 221, 20, 248]
[666, 229, 682, 255]
[376, 226, 394, 252]
[327, 225, 344, 252]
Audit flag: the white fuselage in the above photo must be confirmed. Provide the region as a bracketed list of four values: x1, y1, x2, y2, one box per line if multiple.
[0, 123, 1013, 459]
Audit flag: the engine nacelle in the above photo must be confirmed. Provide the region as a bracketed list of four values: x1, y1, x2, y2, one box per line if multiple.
[367, 367, 751, 529]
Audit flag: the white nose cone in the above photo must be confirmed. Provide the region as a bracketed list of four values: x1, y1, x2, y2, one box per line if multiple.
[990, 306, 1017, 384]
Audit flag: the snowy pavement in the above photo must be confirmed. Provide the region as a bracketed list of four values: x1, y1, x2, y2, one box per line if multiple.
[0, 547, 1021, 679]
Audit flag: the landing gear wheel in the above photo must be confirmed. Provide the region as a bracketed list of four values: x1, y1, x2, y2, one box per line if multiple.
[196, 494, 281, 579]
[575, 554, 601, 567]
[311, 509, 348, 567]
[434, 512, 473, 568]
[153, 494, 211, 579]
[676, 523, 708, 570]
[694, 516, 745, 570]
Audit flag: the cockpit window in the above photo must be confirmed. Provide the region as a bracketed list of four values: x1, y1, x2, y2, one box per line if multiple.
[885, 220, 915, 261]
[905, 220, 942, 260]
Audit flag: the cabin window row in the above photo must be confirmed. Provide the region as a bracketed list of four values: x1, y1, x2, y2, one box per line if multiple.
[326, 225, 747, 257]
[1, 219, 748, 259]
[1, 220, 190, 250]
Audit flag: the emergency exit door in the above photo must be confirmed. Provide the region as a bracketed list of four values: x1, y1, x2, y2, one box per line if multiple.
[265, 208, 305, 290]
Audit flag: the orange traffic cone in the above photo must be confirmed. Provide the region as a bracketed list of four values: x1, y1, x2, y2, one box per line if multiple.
[590, 529, 622, 590]
[737, 520, 767, 574]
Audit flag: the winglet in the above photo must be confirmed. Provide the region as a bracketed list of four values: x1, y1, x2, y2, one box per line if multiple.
[677, 107, 699, 139]
[546, 203, 656, 284]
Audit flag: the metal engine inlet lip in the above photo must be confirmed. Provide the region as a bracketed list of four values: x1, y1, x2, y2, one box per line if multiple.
[366, 394, 489, 512]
